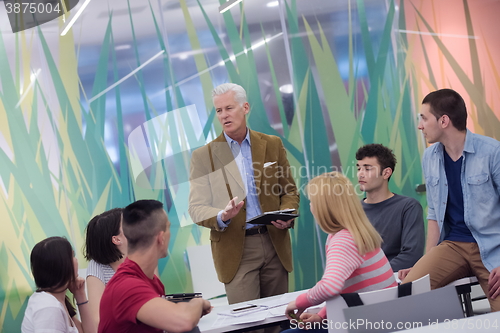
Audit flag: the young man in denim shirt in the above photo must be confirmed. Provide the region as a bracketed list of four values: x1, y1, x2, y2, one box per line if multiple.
[400, 89, 500, 312]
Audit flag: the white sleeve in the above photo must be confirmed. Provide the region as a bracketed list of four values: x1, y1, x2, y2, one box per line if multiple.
[31, 306, 70, 333]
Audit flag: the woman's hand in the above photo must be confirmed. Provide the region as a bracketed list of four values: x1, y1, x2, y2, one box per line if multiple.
[398, 268, 412, 282]
[69, 276, 87, 303]
[299, 313, 323, 323]
[285, 300, 304, 320]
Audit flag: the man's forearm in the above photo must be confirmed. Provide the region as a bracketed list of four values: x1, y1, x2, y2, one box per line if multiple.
[389, 251, 421, 272]
[425, 219, 440, 253]
[393, 202, 425, 270]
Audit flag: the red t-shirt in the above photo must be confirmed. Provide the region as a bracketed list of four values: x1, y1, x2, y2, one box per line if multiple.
[98, 258, 165, 333]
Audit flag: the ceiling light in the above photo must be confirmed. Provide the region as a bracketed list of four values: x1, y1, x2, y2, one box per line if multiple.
[267, 1, 279, 7]
[279, 84, 293, 94]
[115, 44, 131, 51]
[219, 0, 243, 13]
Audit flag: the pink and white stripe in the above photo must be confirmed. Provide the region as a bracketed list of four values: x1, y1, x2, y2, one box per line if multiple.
[295, 229, 397, 317]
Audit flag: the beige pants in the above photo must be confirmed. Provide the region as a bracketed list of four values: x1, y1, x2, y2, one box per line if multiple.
[225, 232, 289, 304]
[403, 240, 500, 312]
[224, 232, 288, 333]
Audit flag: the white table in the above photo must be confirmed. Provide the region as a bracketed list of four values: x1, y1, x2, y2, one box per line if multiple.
[393, 311, 500, 332]
[198, 290, 308, 333]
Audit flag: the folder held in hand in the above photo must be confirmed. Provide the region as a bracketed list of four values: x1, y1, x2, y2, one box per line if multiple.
[245, 209, 299, 225]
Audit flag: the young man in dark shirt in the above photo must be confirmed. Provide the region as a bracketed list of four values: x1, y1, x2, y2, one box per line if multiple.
[356, 144, 425, 272]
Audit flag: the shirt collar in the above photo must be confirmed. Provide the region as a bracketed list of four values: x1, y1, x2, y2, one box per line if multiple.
[223, 129, 251, 146]
[463, 129, 474, 153]
[434, 129, 472, 155]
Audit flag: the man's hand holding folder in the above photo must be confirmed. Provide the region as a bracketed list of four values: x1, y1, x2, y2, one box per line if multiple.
[246, 209, 299, 228]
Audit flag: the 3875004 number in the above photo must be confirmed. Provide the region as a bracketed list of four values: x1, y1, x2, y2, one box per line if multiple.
[442, 318, 499, 330]
[5, 2, 61, 14]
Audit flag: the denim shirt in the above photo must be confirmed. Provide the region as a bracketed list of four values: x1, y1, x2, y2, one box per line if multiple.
[422, 130, 500, 271]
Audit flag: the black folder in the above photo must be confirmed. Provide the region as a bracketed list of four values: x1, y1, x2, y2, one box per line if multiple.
[246, 209, 299, 225]
[166, 293, 202, 303]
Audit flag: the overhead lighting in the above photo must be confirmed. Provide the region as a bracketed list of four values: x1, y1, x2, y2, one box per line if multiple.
[279, 84, 293, 94]
[267, 1, 279, 7]
[219, 0, 243, 13]
[61, 0, 93, 36]
[115, 44, 131, 51]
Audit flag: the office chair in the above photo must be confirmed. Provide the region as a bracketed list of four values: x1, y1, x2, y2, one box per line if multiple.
[186, 244, 228, 306]
[326, 274, 432, 333]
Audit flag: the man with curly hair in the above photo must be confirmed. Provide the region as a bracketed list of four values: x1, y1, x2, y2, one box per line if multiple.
[356, 143, 425, 272]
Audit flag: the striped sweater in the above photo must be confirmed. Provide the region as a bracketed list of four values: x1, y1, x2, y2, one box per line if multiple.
[295, 229, 397, 318]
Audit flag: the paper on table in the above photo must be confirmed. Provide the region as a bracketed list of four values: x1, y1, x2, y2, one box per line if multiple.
[212, 311, 268, 327]
[213, 290, 310, 327]
[268, 303, 325, 318]
[218, 304, 268, 317]
[267, 291, 321, 318]
[268, 304, 288, 317]
[249, 289, 306, 309]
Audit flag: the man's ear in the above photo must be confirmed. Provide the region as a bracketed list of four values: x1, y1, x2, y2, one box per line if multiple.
[383, 167, 393, 180]
[243, 102, 250, 115]
[157, 230, 165, 245]
[441, 115, 450, 128]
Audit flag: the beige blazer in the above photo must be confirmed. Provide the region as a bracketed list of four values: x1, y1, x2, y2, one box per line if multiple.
[188, 130, 300, 283]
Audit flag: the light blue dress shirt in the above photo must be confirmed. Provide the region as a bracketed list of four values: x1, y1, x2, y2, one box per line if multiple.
[422, 129, 500, 270]
[216, 130, 262, 229]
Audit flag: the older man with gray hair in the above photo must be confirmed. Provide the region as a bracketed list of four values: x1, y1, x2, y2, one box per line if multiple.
[189, 83, 299, 307]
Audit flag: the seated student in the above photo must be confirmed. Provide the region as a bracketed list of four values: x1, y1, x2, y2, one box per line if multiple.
[284, 172, 397, 332]
[83, 208, 127, 332]
[98, 200, 212, 333]
[22, 237, 92, 333]
[356, 144, 425, 271]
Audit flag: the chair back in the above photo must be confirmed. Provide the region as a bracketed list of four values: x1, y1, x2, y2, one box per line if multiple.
[342, 285, 464, 332]
[326, 274, 431, 333]
[186, 244, 226, 300]
[357, 273, 431, 305]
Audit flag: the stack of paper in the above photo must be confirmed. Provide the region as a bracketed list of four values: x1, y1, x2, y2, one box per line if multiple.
[212, 291, 310, 328]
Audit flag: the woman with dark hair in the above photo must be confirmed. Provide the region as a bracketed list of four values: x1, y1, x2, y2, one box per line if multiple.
[83, 208, 127, 332]
[22, 237, 91, 333]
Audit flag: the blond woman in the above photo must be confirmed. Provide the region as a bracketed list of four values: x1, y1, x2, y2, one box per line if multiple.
[284, 172, 396, 332]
